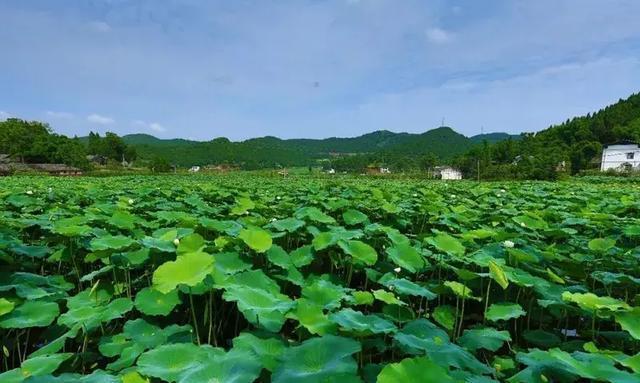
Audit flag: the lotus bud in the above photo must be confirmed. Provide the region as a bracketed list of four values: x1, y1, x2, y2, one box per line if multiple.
[173, 238, 180, 246]
[393, 267, 401, 273]
[520, 222, 526, 227]
[128, 199, 134, 204]
[503, 240, 515, 248]
[26, 190, 33, 195]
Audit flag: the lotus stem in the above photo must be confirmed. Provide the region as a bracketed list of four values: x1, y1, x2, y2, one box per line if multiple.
[483, 278, 492, 324]
[189, 291, 201, 345]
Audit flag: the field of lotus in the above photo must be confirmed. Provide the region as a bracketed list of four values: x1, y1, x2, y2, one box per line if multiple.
[0, 175, 639, 382]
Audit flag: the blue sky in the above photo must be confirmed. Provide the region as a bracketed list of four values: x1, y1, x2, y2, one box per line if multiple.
[1, 0, 639, 140]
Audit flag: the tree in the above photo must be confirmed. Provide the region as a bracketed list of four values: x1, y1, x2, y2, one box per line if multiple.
[149, 156, 172, 172]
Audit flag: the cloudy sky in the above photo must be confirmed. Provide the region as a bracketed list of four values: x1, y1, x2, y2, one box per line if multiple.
[1, 0, 639, 140]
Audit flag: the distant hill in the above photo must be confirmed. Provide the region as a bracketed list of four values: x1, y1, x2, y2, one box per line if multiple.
[455, 92, 640, 179]
[113, 127, 517, 167]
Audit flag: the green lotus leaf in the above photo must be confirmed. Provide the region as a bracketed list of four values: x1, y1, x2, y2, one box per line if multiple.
[312, 231, 338, 250]
[561, 292, 630, 312]
[458, 327, 511, 351]
[152, 251, 214, 293]
[382, 278, 437, 299]
[140, 236, 175, 252]
[522, 329, 561, 348]
[0, 298, 15, 316]
[90, 235, 136, 252]
[489, 260, 509, 289]
[79, 265, 114, 282]
[230, 196, 255, 215]
[330, 308, 397, 335]
[108, 210, 136, 230]
[176, 233, 205, 254]
[338, 239, 377, 266]
[377, 356, 455, 383]
[444, 281, 481, 301]
[591, 271, 640, 286]
[588, 238, 616, 252]
[513, 215, 548, 230]
[223, 285, 294, 332]
[394, 319, 492, 374]
[295, 206, 336, 224]
[238, 227, 273, 253]
[302, 279, 347, 310]
[121, 372, 148, 383]
[272, 335, 361, 383]
[386, 243, 425, 273]
[373, 289, 406, 306]
[267, 245, 292, 268]
[271, 217, 305, 232]
[289, 245, 314, 267]
[232, 332, 287, 371]
[177, 346, 263, 383]
[0, 300, 59, 328]
[11, 244, 50, 259]
[343, 209, 368, 226]
[350, 291, 374, 305]
[433, 305, 456, 331]
[199, 218, 243, 236]
[287, 298, 336, 335]
[58, 297, 133, 330]
[19, 353, 73, 378]
[134, 287, 181, 316]
[485, 303, 526, 322]
[429, 233, 465, 256]
[136, 343, 203, 382]
[615, 307, 640, 340]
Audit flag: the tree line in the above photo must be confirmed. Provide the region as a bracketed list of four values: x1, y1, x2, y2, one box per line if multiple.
[0, 118, 137, 170]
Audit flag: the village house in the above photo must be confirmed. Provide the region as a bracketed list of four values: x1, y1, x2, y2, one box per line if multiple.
[600, 140, 640, 171]
[366, 165, 391, 175]
[434, 166, 462, 180]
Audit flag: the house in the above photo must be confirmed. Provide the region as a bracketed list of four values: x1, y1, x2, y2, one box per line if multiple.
[189, 166, 201, 173]
[0, 163, 83, 176]
[86, 154, 107, 165]
[600, 140, 640, 171]
[366, 166, 391, 175]
[434, 166, 462, 180]
[29, 164, 83, 176]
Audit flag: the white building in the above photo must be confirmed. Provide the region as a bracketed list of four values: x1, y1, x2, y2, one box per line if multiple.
[600, 141, 640, 171]
[189, 166, 201, 173]
[434, 166, 462, 180]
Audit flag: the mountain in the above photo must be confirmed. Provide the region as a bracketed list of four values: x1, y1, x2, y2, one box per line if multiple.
[116, 126, 515, 168]
[455, 92, 640, 179]
[469, 132, 521, 143]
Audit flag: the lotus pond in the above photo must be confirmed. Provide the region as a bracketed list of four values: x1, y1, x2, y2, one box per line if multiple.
[0, 175, 639, 382]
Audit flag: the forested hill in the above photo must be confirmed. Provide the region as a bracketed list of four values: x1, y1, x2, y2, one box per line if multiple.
[121, 127, 518, 168]
[456, 92, 640, 179]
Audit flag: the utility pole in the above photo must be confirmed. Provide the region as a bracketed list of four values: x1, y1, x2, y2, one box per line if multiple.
[477, 126, 483, 182]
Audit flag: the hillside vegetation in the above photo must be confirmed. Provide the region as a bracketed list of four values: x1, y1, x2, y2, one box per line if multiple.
[456, 93, 640, 180]
[123, 127, 517, 169]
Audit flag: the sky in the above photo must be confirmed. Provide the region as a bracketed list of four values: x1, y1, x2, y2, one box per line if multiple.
[1, 0, 640, 141]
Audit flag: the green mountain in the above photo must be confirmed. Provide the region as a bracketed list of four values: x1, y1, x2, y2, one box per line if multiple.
[456, 92, 640, 179]
[120, 127, 517, 168]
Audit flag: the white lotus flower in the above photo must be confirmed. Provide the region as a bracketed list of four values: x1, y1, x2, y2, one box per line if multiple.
[520, 222, 526, 227]
[412, 193, 418, 197]
[26, 190, 33, 195]
[503, 240, 515, 248]
[389, 285, 395, 291]
[500, 189, 506, 193]
[173, 238, 180, 246]
[450, 194, 456, 198]
[128, 199, 134, 204]
[48, 188, 52, 193]
[394, 267, 401, 273]
[276, 196, 281, 200]
[271, 218, 277, 222]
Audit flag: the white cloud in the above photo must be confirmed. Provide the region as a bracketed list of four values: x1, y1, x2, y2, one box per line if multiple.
[88, 21, 111, 33]
[46, 111, 74, 119]
[132, 119, 166, 133]
[0, 111, 10, 121]
[87, 114, 114, 125]
[425, 27, 452, 44]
